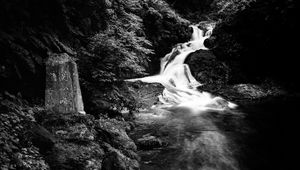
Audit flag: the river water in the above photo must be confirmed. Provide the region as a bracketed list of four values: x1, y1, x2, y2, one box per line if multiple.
[126, 22, 296, 170]
[131, 108, 244, 170]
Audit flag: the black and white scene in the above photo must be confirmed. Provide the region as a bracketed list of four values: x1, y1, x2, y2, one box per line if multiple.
[0, 0, 298, 170]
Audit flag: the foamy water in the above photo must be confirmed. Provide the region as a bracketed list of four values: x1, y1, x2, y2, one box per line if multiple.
[127, 22, 237, 113]
[127, 22, 242, 170]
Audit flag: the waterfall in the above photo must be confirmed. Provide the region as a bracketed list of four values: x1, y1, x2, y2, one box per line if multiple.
[127, 22, 237, 113]
[128, 22, 241, 170]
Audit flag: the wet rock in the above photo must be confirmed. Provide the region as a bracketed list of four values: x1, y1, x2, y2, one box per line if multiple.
[126, 81, 164, 109]
[45, 53, 85, 114]
[137, 134, 163, 150]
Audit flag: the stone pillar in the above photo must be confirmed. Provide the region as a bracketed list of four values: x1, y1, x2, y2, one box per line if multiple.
[45, 53, 85, 114]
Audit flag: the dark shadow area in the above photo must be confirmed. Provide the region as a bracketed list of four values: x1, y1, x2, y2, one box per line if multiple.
[237, 95, 298, 170]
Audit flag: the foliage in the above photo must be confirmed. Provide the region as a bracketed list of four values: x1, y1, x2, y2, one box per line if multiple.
[89, 0, 154, 79]
[0, 92, 139, 170]
[143, 0, 189, 23]
[139, 0, 191, 73]
[209, 0, 255, 20]
[79, 0, 192, 114]
[88, 0, 190, 77]
[0, 93, 49, 170]
[165, 0, 255, 22]
[78, 0, 153, 115]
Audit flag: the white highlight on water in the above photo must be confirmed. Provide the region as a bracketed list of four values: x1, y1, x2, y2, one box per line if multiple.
[127, 22, 237, 113]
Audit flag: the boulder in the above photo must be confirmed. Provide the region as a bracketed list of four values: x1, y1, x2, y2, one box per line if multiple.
[56, 124, 95, 143]
[137, 134, 163, 150]
[126, 81, 164, 109]
[185, 50, 230, 86]
[30, 124, 56, 153]
[102, 143, 139, 170]
[45, 53, 85, 114]
[96, 118, 137, 152]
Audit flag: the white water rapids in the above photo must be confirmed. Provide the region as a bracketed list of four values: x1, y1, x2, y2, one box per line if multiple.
[127, 22, 242, 170]
[127, 22, 237, 113]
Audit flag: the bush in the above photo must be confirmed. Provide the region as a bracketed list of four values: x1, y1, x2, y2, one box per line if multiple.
[89, 0, 153, 79]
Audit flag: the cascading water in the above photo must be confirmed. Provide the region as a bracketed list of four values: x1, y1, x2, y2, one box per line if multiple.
[127, 22, 241, 170]
[127, 22, 237, 113]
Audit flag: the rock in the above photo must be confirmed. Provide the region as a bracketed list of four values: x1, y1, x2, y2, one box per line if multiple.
[126, 81, 164, 109]
[136, 134, 163, 150]
[30, 124, 56, 153]
[59, 124, 95, 143]
[35, 112, 105, 170]
[47, 142, 105, 170]
[45, 53, 85, 114]
[204, 36, 216, 49]
[185, 50, 230, 86]
[102, 143, 139, 170]
[96, 118, 136, 152]
[39, 113, 139, 170]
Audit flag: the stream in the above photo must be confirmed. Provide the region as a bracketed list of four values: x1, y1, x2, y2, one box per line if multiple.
[126, 22, 296, 170]
[131, 108, 243, 170]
